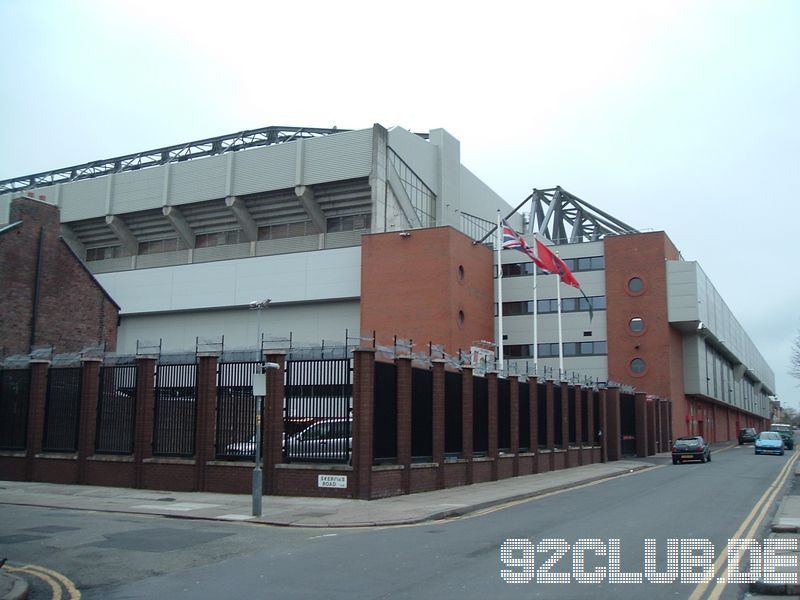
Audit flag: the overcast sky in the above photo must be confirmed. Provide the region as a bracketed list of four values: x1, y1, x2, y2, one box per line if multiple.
[1, 0, 798, 406]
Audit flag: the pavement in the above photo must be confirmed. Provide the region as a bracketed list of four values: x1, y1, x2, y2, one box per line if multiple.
[1, 448, 799, 599]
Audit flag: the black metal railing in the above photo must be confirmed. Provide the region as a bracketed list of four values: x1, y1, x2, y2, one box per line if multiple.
[152, 363, 197, 457]
[537, 382, 547, 448]
[473, 376, 489, 455]
[0, 369, 30, 450]
[568, 386, 577, 445]
[498, 378, 511, 452]
[42, 368, 82, 452]
[373, 361, 398, 463]
[553, 384, 563, 447]
[518, 380, 530, 452]
[95, 365, 137, 454]
[284, 358, 352, 463]
[215, 361, 259, 461]
[411, 367, 433, 461]
[444, 370, 463, 456]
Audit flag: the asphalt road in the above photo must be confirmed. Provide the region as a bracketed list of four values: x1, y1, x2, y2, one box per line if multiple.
[1, 444, 796, 600]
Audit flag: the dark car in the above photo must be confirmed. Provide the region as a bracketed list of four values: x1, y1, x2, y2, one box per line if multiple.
[738, 428, 757, 444]
[769, 424, 795, 450]
[672, 436, 711, 464]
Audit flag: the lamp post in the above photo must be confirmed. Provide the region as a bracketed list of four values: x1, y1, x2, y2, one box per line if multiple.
[249, 298, 271, 517]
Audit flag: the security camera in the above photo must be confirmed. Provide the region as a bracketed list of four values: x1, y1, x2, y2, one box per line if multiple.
[399, 231, 411, 238]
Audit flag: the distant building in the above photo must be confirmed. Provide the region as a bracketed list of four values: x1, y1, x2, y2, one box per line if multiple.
[0, 195, 119, 356]
[0, 124, 773, 441]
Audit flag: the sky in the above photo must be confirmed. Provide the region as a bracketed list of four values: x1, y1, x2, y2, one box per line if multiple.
[1, 0, 798, 406]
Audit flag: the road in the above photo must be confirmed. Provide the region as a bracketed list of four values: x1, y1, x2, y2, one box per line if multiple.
[1, 444, 796, 600]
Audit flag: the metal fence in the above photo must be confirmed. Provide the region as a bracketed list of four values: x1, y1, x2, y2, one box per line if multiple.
[284, 358, 352, 463]
[373, 361, 397, 463]
[411, 367, 433, 461]
[42, 368, 82, 452]
[444, 370, 462, 456]
[473, 375, 489, 455]
[215, 361, 259, 461]
[518, 380, 530, 452]
[498, 378, 511, 452]
[152, 363, 197, 457]
[95, 365, 137, 454]
[537, 383, 547, 448]
[0, 369, 30, 450]
[553, 384, 563, 447]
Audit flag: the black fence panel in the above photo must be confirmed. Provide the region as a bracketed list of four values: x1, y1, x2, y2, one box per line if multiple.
[411, 367, 433, 460]
[621, 392, 636, 456]
[537, 383, 547, 448]
[518, 380, 530, 452]
[153, 363, 197, 457]
[0, 370, 30, 450]
[444, 371, 462, 456]
[373, 361, 397, 464]
[553, 384, 563, 447]
[594, 392, 601, 444]
[284, 358, 352, 464]
[473, 376, 489, 455]
[215, 361, 260, 461]
[42, 368, 82, 452]
[581, 389, 589, 443]
[95, 365, 137, 454]
[498, 378, 511, 451]
[568, 386, 576, 445]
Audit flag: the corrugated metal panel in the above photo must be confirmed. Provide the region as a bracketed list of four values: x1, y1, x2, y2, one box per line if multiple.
[112, 168, 164, 214]
[231, 144, 296, 196]
[88, 257, 134, 274]
[0, 193, 11, 222]
[60, 178, 108, 221]
[193, 243, 251, 263]
[324, 231, 363, 249]
[303, 130, 373, 186]
[255, 235, 319, 256]
[137, 250, 190, 269]
[169, 155, 227, 206]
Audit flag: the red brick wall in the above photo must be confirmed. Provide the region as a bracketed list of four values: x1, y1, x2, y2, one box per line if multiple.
[360, 226, 493, 356]
[0, 197, 118, 356]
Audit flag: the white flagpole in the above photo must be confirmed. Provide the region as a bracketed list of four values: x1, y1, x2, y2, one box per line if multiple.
[532, 264, 538, 375]
[496, 211, 504, 371]
[556, 269, 564, 380]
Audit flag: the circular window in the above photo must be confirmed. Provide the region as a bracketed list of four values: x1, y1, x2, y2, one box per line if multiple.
[630, 358, 646, 374]
[458, 265, 465, 280]
[458, 310, 465, 326]
[629, 317, 645, 333]
[627, 277, 644, 294]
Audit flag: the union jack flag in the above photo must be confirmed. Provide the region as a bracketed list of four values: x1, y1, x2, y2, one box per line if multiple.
[501, 219, 537, 262]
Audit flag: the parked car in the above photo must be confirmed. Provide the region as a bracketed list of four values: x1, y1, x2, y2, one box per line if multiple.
[769, 424, 795, 450]
[672, 436, 711, 464]
[738, 428, 758, 445]
[755, 431, 785, 455]
[285, 418, 352, 463]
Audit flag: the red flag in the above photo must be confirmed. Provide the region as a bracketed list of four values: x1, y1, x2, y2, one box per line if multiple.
[532, 236, 582, 289]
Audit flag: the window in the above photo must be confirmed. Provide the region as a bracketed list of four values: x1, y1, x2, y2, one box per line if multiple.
[629, 317, 645, 333]
[630, 358, 646, 374]
[504, 341, 609, 358]
[86, 245, 122, 261]
[533, 296, 606, 314]
[196, 229, 245, 248]
[138, 237, 184, 255]
[326, 213, 371, 233]
[258, 220, 319, 241]
[628, 277, 644, 294]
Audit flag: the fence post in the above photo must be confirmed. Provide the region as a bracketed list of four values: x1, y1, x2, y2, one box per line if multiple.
[599, 389, 608, 462]
[195, 352, 219, 491]
[647, 397, 657, 455]
[635, 392, 648, 458]
[529, 377, 538, 474]
[461, 366, 474, 485]
[351, 348, 375, 500]
[432, 359, 446, 489]
[487, 371, 498, 481]
[396, 356, 412, 494]
[606, 387, 621, 462]
[574, 384, 583, 466]
[263, 351, 286, 496]
[77, 357, 102, 484]
[133, 355, 157, 489]
[25, 360, 50, 481]
[509, 374, 519, 477]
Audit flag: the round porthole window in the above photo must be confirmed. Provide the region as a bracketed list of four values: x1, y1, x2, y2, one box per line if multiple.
[629, 317, 645, 333]
[628, 277, 644, 294]
[630, 358, 646, 374]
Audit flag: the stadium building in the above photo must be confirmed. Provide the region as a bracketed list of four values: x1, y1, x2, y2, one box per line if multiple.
[0, 123, 774, 443]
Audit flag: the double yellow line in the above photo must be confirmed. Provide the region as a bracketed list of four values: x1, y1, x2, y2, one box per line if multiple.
[4, 563, 81, 599]
[689, 450, 800, 600]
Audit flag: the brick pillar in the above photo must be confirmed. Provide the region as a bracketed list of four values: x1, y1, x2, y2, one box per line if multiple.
[510, 375, 519, 477]
[396, 356, 412, 494]
[560, 384, 569, 450]
[587, 388, 595, 447]
[195, 353, 219, 491]
[606, 387, 621, 462]
[487, 371, 499, 481]
[635, 392, 648, 458]
[432, 360, 446, 489]
[77, 358, 102, 484]
[661, 400, 672, 449]
[599, 389, 608, 463]
[647, 398, 657, 456]
[264, 351, 286, 496]
[529, 378, 538, 473]
[654, 397, 662, 452]
[574, 384, 583, 465]
[351, 349, 375, 500]
[462, 366, 474, 485]
[545, 380, 555, 470]
[25, 360, 50, 481]
[133, 356, 157, 489]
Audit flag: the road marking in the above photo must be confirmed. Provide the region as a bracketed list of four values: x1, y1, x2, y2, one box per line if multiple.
[688, 450, 800, 600]
[5, 563, 82, 599]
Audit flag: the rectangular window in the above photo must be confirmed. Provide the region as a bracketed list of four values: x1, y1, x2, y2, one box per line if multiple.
[86, 245, 122, 261]
[326, 213, 371, 233]
[138, 237, 184, 255]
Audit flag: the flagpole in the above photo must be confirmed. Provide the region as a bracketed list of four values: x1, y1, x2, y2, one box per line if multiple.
[556, 270, 564, 380]
[532, 265, 538, 375]
[496, 211, 504, 371]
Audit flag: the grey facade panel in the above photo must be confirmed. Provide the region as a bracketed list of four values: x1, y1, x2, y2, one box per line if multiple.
[169, 155, 227, 206]
[256, 236, 319, 256]
[136, 250, 191, 269]
[112, 168, 164, 214]
[60, 178, 107, 221]
[193, 242, 251, 263]
[231, 143, 295, 196]
[303, 129, 373, 186]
